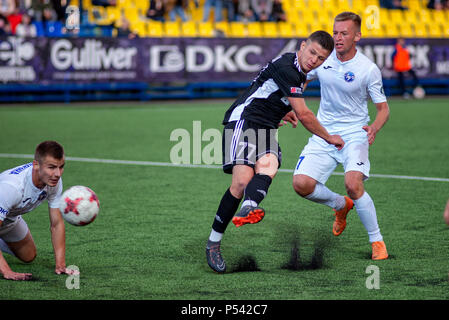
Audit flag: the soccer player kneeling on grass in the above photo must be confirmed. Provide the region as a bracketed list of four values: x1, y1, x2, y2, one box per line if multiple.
[206, 31, 345, 273]
[0, 141, 79, 280]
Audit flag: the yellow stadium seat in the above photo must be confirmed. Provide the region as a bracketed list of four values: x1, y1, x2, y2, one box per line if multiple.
[278, 22, 295, 37]
[293, 0, 307, 10]
[294, 22, 309, 37]
[123, 7, 139, 21]
[399, 23, 414, 37]
[133, 0, 149, 12]
[432, 10, 446, 24]
[403, 10, 418, 24]
[214, 21, 230, 36]
[316, 9, 332, 25]
[335, 0, 350, 11]
[389, 9, 404, 24]
[321, 0, 336, 9]
[247, 22, 263, 37]
[262, 22, 278, 37]
[406, 0, 423, 11]
[229, 22, 247, 37]
[413, 23, 427, 37]
[442, 22, 449, 37]
[198, 22, 214, 37]
[164, 21, 181, 37]
[351, 0, 366, 13]
[181, 21, 198, 37]
[384, 23, 400, 37]
[300, 9, 315, 26]
[418, 9, 432, 23]
[147, 21, 163, 37]
[427, 22, 443, 37]
[282, 0, 293, 12]
[306, 0, 322, 11]
[362, 23, 384, 38]
[130, 21, 147, 37]
[365, 0, 378, 6]
[378, 8, 390, 25]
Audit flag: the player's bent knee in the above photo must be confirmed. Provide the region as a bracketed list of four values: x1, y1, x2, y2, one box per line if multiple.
[345, 181, 364, 200]
[20, 250, 37, 263]
[292, 174, 316, 197]
[255, 154, 278, 178]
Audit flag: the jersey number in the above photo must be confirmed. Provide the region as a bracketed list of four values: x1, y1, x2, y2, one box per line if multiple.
[236, 142, 256, 160]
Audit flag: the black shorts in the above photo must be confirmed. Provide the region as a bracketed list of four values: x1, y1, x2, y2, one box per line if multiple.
[222, 119, 282, 174]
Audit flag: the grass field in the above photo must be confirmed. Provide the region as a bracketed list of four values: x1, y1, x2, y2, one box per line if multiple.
[0, 97, 448, 302]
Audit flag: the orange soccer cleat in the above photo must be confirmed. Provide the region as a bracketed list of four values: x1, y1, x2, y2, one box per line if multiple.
[371, 240, 389, 260]
[232, 206, 265, 228]
[332, 196, 354, 236]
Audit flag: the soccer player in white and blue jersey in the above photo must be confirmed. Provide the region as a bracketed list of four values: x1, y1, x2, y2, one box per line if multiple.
[0, 141, 79, 280]
[293, 12, 390, 260]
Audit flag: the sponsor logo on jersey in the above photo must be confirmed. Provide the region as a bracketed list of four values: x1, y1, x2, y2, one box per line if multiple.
[290, 86, 303, 94]
[0, 206, 8, 215]
[344, 71, 355, 82]
[38, 191, 47, 201]
[9, 162, 33, 175]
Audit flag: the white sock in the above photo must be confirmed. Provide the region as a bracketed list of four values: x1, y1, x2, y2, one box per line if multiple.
[208, 230, 223, 243]
[241, 200, 258, 208]
[354, 192, 383, 243]
[0, 238, 15, 256]
[305, 182, 346, 210]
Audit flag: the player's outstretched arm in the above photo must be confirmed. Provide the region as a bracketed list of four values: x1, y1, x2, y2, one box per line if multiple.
[363, 101, 390, 145]
[289, 97, 345, 150]
[49, 207, 78, 275]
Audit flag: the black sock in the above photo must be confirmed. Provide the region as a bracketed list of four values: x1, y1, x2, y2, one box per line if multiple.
[212, 188, 242, 234]
[242, 174, 272, 207]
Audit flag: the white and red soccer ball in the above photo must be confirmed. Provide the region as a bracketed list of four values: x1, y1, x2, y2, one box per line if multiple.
[59, 186, 100, 226]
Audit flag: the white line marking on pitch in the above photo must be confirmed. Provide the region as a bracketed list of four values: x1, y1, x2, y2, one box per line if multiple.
[1, 153, 448, 183]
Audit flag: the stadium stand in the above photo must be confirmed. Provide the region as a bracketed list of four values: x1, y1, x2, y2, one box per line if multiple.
[79, 0, 449, 39]
[0, 0, 448, 102]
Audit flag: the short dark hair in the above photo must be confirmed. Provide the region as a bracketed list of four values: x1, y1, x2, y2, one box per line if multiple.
[334, 11, 362, 32]
[34, 141, 64, 163]
[306, 30, 334, 53]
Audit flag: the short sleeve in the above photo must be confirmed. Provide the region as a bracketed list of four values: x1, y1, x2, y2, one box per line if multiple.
[0, 183, 21, 221]
[47, 179, 63, 209]
[272, 66, 305, 98]
[367, 65, 387, 104]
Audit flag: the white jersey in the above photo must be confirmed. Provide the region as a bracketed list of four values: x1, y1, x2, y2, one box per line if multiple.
[0, 163, 62, 226]
[307, 49, 387, 135]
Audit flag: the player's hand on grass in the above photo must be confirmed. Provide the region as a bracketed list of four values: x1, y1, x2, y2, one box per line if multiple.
[55, 266, 80, 276]
[2, 270, 33, 281]
[327, 135, 345, 150]
[363, 125, 378, 145]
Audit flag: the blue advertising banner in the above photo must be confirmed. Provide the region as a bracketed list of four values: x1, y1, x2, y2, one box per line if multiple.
[0, 36, 448, 84]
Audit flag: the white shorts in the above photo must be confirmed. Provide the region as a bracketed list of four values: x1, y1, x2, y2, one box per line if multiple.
[293, 130, 370, 185]
[0, 216, 30, 243]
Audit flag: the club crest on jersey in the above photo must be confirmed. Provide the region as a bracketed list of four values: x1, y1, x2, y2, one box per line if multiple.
[290, 86, 303, 94]
[344, 71, 355, 82]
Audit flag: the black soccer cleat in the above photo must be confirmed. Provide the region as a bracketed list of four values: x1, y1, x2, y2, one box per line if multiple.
[232, 206, 265, 227]
[206, 241, 226, 273]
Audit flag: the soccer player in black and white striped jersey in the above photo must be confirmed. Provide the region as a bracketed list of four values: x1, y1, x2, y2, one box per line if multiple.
[206, 31, 345, 273]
